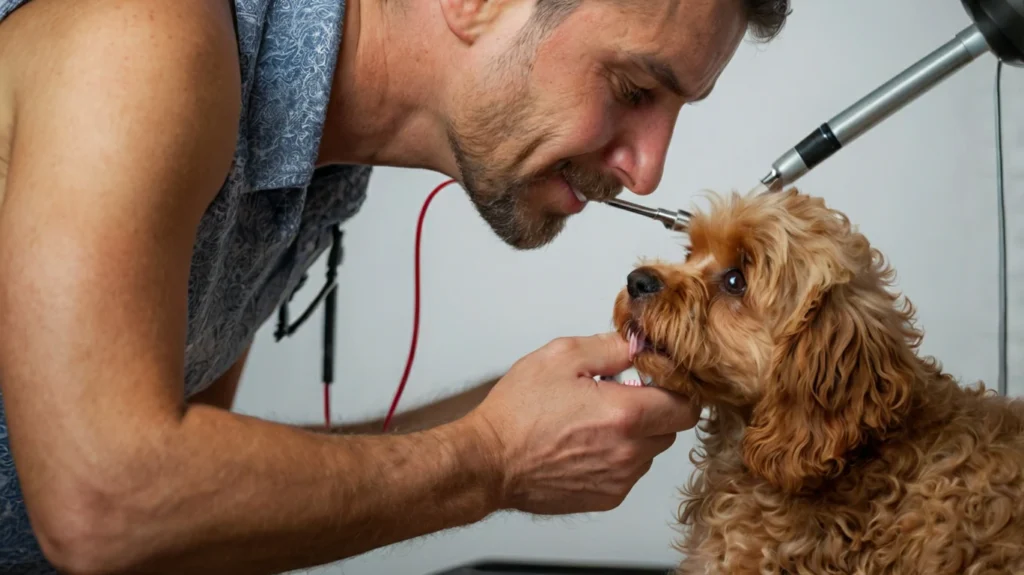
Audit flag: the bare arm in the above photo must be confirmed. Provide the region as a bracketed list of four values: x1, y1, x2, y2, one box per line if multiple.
[324, 376, 502, 435]
[0, 1, 700, 574]
[0, 2, 499, 573]
[191, 344, 497, 432]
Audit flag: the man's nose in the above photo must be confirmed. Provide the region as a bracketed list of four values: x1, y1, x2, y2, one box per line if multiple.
[605, 111, 676, 196]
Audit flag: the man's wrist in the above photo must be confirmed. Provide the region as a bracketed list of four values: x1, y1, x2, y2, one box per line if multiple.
[432, 414, 506, 519]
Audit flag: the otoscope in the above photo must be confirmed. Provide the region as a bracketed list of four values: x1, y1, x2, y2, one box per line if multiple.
[603, 0, 1024, 231]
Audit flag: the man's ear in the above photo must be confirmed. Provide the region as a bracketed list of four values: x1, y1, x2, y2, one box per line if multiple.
[439, 0, 505, 43]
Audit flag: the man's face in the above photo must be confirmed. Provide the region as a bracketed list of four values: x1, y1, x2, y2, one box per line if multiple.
[444, 0, 747, 249]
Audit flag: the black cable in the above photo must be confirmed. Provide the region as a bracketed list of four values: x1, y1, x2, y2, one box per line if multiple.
[274, 229, 343, 342]
[273, 226, 344, 428]
[322, 225, 343, 391]
[994, 59, 1007, 396]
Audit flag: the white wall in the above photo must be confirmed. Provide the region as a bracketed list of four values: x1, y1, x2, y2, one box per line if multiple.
[232, 1, 1024, 573]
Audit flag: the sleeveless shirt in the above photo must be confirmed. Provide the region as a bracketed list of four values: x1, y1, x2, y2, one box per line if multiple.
[0, 0, 370, 571]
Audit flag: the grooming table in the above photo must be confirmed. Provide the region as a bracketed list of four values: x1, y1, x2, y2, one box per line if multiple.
[427, 560, 675, 575]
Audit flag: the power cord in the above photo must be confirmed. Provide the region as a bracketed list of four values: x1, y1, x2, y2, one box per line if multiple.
[382, 178, 458, 432]
[273, 179, 456, 431]
[995, 59, 1008, 397]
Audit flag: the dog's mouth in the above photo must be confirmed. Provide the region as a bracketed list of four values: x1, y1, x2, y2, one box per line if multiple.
[623, 319, 675, 372]
[618, 315, 716, 400]
[624, 321, 669, 362]
[621, 319, 699, 391]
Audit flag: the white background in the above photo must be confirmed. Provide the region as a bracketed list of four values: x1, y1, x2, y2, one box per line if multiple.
[232, 1, 1024, 573]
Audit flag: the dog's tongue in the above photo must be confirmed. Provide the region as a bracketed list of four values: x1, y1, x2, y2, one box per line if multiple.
[628, 330, 648, 362]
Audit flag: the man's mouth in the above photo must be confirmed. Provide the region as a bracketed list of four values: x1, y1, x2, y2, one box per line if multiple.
[554, 159, 621, 204]
[554, 161, 588, 204]
[570, 184, 587, 204]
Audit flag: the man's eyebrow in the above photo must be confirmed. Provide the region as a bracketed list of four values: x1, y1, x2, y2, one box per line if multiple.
[632, 54, 686, 98]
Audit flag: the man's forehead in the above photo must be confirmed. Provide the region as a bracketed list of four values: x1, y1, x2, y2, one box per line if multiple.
[611, 0, 744, 101]
[626, 52, 714, 102]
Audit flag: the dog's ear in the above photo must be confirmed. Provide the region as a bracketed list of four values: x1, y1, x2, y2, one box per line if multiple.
[741, 236, 918, 494]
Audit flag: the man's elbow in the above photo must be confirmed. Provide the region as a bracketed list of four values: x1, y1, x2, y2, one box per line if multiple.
[26, 436, 181, 575]
[32, 480, 149, 575]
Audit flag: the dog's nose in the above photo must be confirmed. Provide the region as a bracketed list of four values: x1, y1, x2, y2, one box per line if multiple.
[627, 268, 663, 299]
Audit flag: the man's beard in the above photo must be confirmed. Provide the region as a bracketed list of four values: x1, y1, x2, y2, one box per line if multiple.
[445, 79, 622, 250]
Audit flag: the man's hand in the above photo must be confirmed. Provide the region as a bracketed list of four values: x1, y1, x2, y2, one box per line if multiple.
[466, 332, 701, 515]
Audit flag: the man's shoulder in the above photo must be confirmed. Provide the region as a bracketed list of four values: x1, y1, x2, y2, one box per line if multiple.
[0, 0, 245, 247]
[1, 0, 240, 103]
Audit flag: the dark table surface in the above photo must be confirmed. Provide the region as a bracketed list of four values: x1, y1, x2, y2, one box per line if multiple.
[427, 560, 676, 575]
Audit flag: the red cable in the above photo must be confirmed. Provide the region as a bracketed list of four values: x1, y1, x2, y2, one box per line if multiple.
[380, 178, 458, 432]
[324, 382, 331, 430]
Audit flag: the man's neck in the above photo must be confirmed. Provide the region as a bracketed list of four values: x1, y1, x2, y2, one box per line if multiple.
[317, 0, 460, 177]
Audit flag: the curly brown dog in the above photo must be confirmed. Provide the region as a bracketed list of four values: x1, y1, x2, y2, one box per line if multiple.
[612, 187, 1024, 574]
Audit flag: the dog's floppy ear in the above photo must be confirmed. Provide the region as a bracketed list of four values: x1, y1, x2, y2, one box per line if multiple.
[741, 230, 918, 494]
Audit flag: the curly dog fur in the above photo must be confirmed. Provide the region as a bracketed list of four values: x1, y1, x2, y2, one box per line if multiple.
[611, 188, 1024, 574]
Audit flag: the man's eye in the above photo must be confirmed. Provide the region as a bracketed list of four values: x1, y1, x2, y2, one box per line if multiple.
[618, 78, 651, 107]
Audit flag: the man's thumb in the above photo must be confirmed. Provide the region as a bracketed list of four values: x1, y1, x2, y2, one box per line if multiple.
[573, 331, 632, 378]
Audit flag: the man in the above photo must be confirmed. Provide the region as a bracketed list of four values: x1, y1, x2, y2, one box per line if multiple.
[0, 0, 788, 572]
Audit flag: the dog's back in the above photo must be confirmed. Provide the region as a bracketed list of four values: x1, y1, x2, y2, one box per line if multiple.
[676, 375, 1024, 574]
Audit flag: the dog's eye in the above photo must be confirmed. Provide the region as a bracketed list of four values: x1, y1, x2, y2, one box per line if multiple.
[721, 268, 746, 295]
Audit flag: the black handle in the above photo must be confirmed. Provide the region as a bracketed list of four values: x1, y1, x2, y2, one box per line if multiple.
[794, 123, 843, 171]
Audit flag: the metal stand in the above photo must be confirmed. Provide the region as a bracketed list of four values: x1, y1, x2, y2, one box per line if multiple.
[760, 0, 1024, 190]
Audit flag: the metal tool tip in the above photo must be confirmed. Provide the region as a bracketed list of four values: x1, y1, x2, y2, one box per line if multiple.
[757, 170, 782, 193]
[750, 182, 770, 195]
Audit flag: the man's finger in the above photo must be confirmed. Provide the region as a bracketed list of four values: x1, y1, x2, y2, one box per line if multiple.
[609, 385, 702, 436]
[637, 432, 677, 460]
[564, 331, 633, 378]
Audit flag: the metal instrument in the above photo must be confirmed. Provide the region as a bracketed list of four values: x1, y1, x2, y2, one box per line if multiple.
[602, 198, 691, 233]
[760, 0, 1022, 191]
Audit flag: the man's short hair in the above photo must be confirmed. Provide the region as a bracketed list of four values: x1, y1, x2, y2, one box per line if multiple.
[529, 0, 791, 44]
[742, 0, 790, 42]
